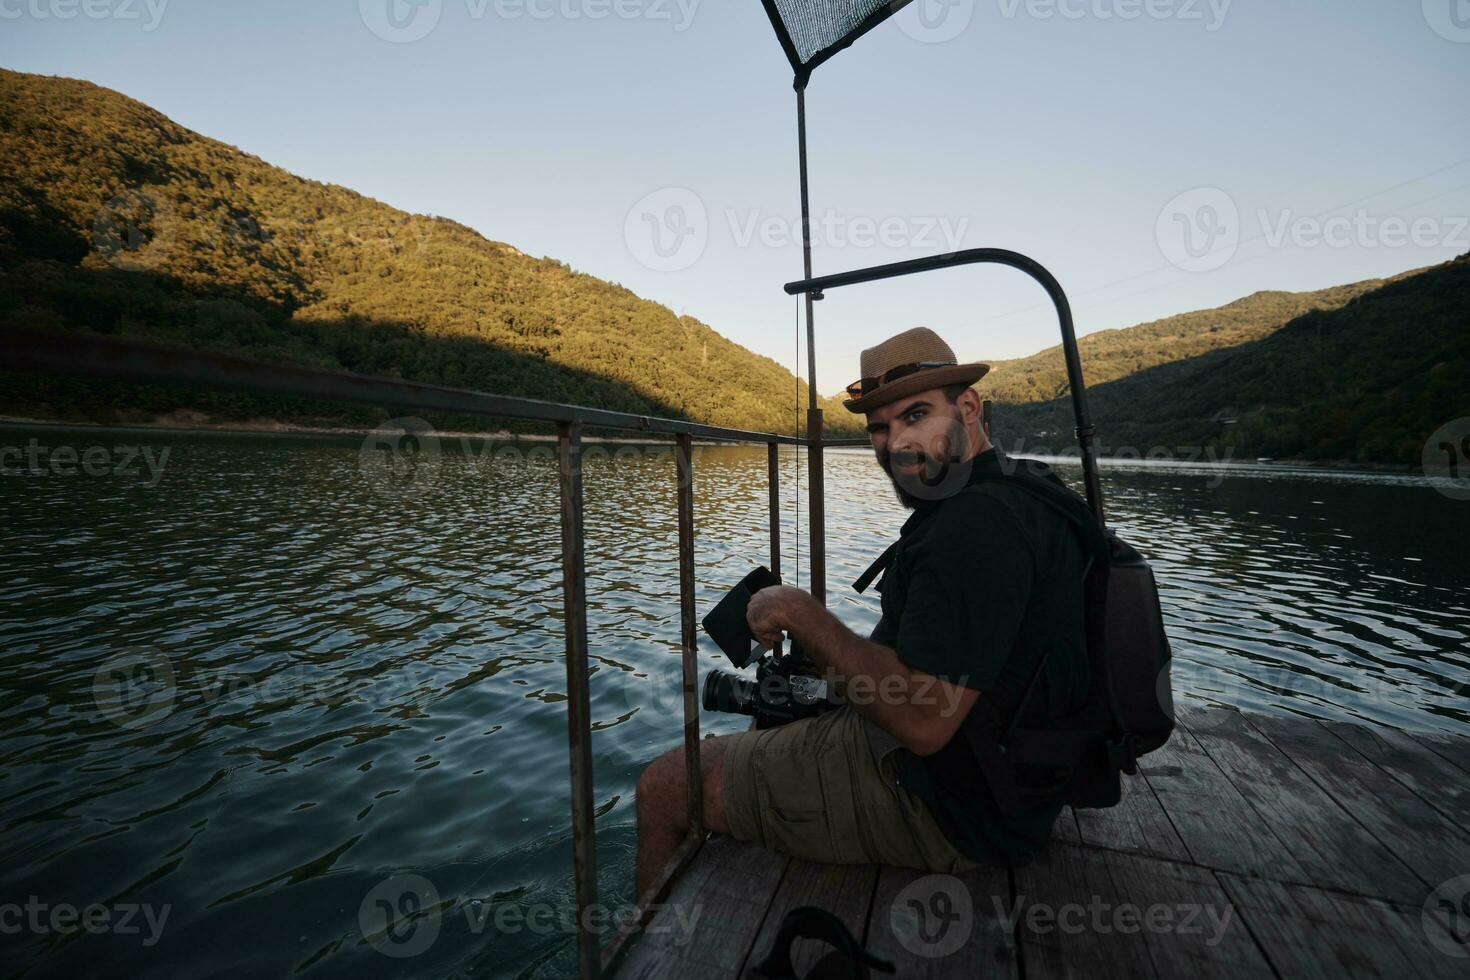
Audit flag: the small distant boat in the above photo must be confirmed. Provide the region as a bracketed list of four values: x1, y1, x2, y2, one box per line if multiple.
[1257, 457, 1274, 463]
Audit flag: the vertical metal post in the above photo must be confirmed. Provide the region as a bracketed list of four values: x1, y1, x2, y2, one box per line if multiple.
[675, 434, 703, 836]
[796, 84, 827, 605]
[796, 86, 817, 411]
[767, 442, 781, 575]
[806, 409, 826, 604]
[557, 422, 599, 980]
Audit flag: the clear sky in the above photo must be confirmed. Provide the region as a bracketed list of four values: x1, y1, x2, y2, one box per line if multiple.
[3, 1, 1468, 395]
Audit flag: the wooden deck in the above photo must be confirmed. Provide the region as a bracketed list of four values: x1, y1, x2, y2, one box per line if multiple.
[610, 704, 1470, 978]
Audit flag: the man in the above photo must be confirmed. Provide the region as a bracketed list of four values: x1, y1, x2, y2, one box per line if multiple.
[634, 327, 1090, 898]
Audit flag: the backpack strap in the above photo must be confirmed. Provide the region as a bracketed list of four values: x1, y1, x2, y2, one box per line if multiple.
[852, 540, 899, 595]
[958, 468, 1111, 568]
[950, 465, 1126, 817]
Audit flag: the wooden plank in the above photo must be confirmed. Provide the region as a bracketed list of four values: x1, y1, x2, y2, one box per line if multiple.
[1326, 721, 1470, 830]
[1100, 851, 1273, 979]
[1137, 722, 1309, 881]
[1183, 706, 1424, 904]
[1408, 730, 1470, 778]
[1053, 806, 1082, 845]
[1014, 842, 1157, 979]
[601, 833, 704, 971]
[1072, 772, 1191, 864]
[738, 859, 879, 979]
[864, 864, 1019, 979]
[1246, 712, 1470, 899]
[1219, 872, 1468, 980]
[615, 836, 787, 980]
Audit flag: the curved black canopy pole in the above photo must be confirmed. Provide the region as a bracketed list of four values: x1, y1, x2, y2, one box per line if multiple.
[784, 249, 1108, 528]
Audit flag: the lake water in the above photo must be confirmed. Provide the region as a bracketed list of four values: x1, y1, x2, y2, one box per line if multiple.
[1, 425, 1466, 978]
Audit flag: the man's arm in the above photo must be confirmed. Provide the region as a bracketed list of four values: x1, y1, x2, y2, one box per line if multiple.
[746, 585, 978, 756]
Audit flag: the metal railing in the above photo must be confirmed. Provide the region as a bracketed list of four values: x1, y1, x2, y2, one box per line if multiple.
[4, 235, 1090, 980]
[0, 325, 820, 978]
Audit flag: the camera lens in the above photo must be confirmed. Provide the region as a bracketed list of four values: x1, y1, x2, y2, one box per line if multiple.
[702, 669, 758, 717]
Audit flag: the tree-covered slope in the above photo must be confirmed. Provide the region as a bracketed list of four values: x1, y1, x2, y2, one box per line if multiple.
[984, 278, 1396, 406]
[987, 256, 1469, 464]
[0, 68, 859, 435]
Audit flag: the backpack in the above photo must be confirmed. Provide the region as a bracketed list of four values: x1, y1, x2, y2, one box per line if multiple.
[856, 458, 1175, 817]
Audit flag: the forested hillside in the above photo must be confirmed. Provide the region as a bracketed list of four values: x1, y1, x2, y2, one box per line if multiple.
[984, 278, 1395, 405]
[3, 69, 1462, 463]
[986, 257, 1469, 464]
[0, 68, 860, 436]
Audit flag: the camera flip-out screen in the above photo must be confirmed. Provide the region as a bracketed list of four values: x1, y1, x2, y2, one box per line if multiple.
[699, 565, 781, 669]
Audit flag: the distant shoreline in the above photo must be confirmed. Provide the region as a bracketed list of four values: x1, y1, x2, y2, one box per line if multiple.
[0, 415, 785, 446]
[1, 415, 1431, 475]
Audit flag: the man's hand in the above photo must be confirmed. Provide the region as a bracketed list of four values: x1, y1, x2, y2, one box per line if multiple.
[746, 585, 819, 649]
[745, 583, 980, 757]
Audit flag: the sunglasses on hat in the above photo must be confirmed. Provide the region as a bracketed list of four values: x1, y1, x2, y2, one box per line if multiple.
[845, 361, 954, 400]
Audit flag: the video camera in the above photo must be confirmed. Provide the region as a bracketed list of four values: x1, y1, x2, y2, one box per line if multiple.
[699, 566, 842, 730]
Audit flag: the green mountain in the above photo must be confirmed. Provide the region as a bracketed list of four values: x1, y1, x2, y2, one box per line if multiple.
[3, 68, 1462, 464]
[983, 258, 1470, 465]
[0, 68, 860, 437]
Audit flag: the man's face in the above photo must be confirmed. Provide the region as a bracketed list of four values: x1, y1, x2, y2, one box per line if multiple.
[864, 387, 975, 508]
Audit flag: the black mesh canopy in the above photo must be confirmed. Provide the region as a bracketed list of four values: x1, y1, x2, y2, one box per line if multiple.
[760, 0, 913, 86]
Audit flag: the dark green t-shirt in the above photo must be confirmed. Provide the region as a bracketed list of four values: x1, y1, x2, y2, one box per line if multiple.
[868, 449, 1090, 865]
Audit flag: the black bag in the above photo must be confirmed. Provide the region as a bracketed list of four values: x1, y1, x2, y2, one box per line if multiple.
[958, 462, 1175, 815]
[854, 458, 1175, 817]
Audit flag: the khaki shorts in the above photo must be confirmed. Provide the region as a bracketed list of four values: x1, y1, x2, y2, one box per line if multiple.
[721, 706, 977, 872]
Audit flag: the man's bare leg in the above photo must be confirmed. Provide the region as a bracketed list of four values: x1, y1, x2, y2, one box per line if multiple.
[634, 736, 733, 899]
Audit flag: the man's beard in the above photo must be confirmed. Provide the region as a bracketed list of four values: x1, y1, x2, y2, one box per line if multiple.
[877, 410, 971, 510]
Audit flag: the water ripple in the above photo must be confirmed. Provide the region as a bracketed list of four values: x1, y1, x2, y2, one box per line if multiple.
[0, 431, 1464, 977]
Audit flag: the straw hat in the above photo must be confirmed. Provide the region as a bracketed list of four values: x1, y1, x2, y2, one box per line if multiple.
[842, 327, 989, 414]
